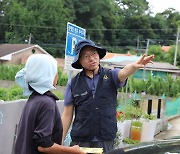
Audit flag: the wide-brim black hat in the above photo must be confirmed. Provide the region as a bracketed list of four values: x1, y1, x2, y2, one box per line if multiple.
[71, 39, 107, 69]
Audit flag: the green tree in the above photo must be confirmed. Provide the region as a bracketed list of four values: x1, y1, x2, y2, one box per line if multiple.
[3, 0, 74, 57]
[148, 45, 165, 62]
[0, 0, 7, 43]
[126, 15, 154, 39]
[150, 14, 170, 45]
[3, 0, 34, 43]
[116, 0, 149, 16]
[114, 0, 154, 50]
[1, 0, 180, 59]
[157, 9, 180, 45]
[165, 45, 180, 66]
[70, 0, 121, 47]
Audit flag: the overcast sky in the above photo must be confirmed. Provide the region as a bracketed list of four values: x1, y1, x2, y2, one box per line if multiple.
[147, 0, 180, 15]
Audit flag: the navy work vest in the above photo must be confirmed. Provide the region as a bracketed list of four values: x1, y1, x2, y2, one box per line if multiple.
[70, 66, 118, 142]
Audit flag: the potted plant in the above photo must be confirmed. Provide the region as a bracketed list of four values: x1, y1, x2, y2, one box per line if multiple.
[116, 109, 131, 139]
[122, 137, 140, 146]
[140, 113, 157, 142]
[130, 120, 142, 141]
[114, 130, 122, 149]
[123, 103, 143, 142]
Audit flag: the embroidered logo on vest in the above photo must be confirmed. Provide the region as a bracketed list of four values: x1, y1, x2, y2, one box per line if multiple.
[103, 74, 108, 80]
[73, 91, 88, 97]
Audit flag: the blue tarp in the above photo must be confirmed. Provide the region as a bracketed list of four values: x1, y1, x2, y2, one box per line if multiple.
[101, 55, 141, 63]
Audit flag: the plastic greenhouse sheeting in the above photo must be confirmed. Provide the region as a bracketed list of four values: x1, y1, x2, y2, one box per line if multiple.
[165, 97, 180, 117]
[101, 55, 141, 63]
[64, 126, 72, 146]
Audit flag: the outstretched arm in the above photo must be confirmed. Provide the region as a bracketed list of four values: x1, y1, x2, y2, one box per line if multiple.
[118, 54, 155, 82]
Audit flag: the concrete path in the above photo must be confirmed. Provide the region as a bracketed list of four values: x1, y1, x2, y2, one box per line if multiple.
[154, 116, 180, 140]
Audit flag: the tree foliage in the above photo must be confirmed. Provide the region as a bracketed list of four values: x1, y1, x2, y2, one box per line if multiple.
[0, 0, 180, 65]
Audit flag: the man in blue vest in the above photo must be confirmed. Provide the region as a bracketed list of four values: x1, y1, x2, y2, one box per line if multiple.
[61, 39, 154, 153]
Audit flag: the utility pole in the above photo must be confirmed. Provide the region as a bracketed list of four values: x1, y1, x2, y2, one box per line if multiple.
[136, 36, 139, 53]
[174, 28, 179, 66]
[28, 33, 32, 44]
[145, 39, 150, 56]
[143, 39, 150, 80]
[88, 34, 90, 40]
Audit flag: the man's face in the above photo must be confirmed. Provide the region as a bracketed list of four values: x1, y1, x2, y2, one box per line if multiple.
[79, 46, 100, 71]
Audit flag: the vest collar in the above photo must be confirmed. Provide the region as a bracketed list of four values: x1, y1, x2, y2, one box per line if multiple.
[81, 65, 102, 77]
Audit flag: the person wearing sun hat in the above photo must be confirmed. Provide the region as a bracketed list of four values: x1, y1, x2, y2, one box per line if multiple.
[61, 39, 155, 153]
[71, 39, 107, 69]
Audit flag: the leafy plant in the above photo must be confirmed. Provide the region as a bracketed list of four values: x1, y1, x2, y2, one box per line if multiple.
[114, 131, 122, 148]
[124, 104, 143, 120]
[0, 86, 27, 101]
[53, 91, 64, 100]
[142, 113, 156, 120]
[0, 86, 64, 101]
[0, 64, 68, 86]
[131, 121, 142, 127]
[122, 138, 140, 145]
[0, 64, 24, 81]
[120, 75, 180, 98]
[57, 68, 68, 86]
[116, 111, 125, 122]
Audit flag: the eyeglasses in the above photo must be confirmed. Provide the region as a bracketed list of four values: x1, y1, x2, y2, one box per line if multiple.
[80, 51, 98, 60]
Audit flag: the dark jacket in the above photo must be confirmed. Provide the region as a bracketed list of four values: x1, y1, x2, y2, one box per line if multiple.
[14, 91, 62, 154]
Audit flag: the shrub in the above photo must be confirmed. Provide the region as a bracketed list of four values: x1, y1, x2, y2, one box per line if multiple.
[121, 75, 180, 98]
[0, 86, 27, 101]
[122, 138, 140, 144]
[0, 86, 64, 101]
[0, 64, 23, 81]
[0, 64, 68, 86]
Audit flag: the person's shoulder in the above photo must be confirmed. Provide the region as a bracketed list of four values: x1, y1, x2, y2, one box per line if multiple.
[101, 67, 120, 77]
[31, 92, 56, 108]
[41, 95, 57, 109]
[71, 71, 82, 81]
[101, 66, 110, 71]
[101, 66, 113, 73]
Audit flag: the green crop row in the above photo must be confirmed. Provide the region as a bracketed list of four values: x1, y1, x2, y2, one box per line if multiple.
[1, 64, 180, 99]
[0, 64, 68, 86]
[0, 85, 64, 101]
[120, 75, 180, 98]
